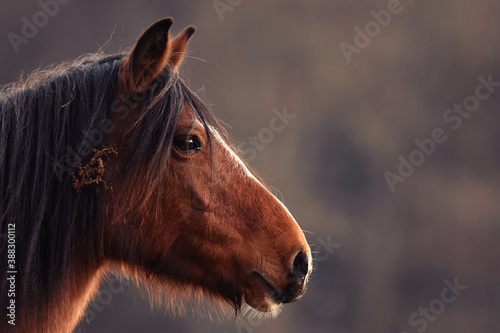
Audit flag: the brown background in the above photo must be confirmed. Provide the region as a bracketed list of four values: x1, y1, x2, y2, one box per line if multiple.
[1, 1, 499, 332]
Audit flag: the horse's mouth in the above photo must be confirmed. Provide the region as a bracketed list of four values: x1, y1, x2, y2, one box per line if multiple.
[251, 272, 282, 303]
[248, 271, 305, 311]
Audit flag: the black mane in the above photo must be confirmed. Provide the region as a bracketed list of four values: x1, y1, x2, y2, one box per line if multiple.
[0, 52, 221, 328]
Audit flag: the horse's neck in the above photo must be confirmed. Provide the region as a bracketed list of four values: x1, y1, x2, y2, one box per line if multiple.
[56, 270, 104, 333]
[22, 265, 104, 333]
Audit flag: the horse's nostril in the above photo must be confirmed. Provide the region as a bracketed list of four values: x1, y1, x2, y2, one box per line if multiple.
[277, 252, 310, 304]
[292, 251, 309, 280]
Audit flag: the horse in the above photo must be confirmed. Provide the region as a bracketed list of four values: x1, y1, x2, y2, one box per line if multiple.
[0, 18, 312, 332]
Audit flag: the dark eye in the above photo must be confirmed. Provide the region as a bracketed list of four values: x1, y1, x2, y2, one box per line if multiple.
[173, 135, 202, 154]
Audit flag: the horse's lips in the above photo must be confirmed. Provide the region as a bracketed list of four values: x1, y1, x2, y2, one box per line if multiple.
[251, 271, 283, 304]
[250, 270, 307, 308]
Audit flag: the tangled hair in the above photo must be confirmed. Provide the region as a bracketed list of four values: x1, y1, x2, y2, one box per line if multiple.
[0, 51, 223, 331]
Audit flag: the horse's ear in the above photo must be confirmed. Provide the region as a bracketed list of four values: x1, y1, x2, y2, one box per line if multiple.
[170, 26, 196, 71]
[119, 18, 174, 94]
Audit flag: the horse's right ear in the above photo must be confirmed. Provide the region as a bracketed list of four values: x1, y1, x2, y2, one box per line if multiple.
[119, 18, 174, 95]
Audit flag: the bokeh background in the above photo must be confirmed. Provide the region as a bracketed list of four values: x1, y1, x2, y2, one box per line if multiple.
[2, 1, 500, 332]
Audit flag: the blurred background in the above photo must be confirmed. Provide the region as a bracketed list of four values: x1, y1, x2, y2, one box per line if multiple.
[2, 1, 500, 332]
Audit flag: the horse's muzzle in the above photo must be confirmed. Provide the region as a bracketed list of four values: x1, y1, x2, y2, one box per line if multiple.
[252, 251, 310, 305]
[279, 251, 310, 303]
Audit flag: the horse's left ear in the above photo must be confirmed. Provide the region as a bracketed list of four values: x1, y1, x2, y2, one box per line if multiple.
[119, 18, 196, 95]
[119, 18, 173, 94]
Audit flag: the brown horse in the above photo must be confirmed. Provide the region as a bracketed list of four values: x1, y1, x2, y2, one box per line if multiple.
[0, 18, 311, 332]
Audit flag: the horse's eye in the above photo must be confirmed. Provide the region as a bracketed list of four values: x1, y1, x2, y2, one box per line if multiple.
[173, 135, 202, 154]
